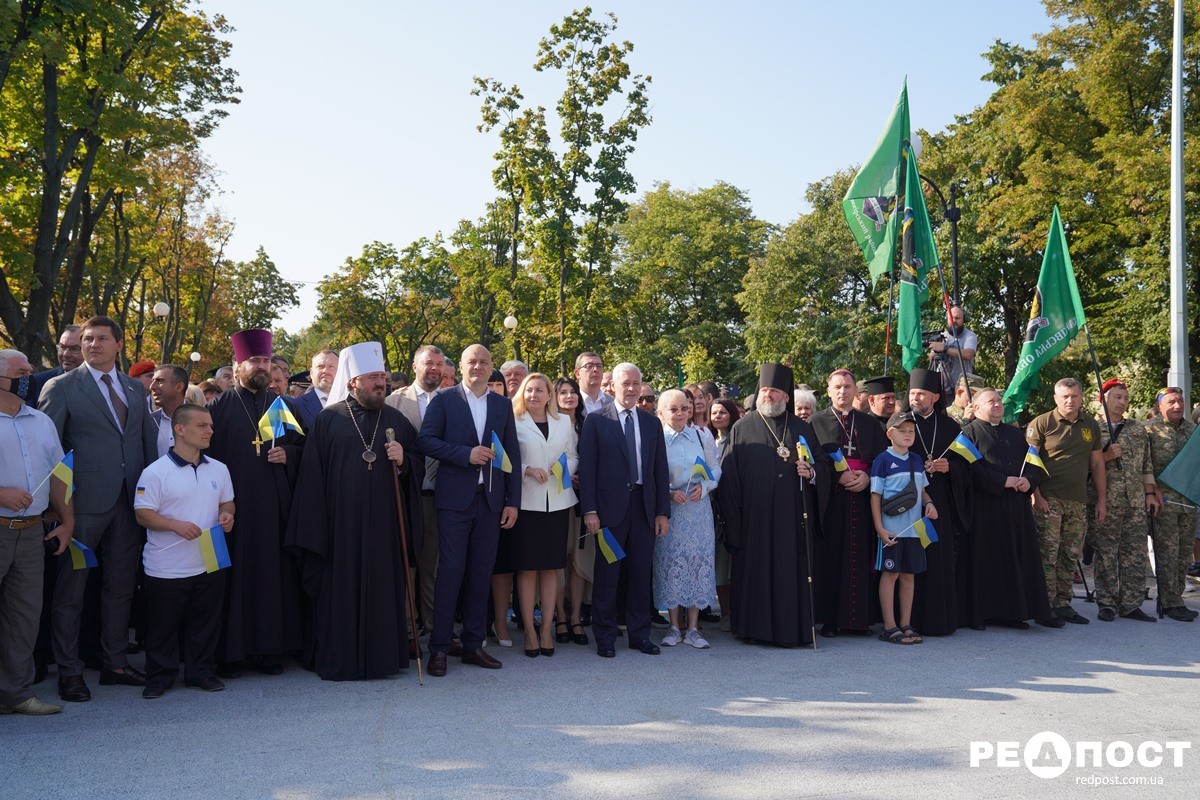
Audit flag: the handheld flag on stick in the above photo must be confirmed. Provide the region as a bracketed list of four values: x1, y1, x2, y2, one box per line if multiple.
[796, 436, 812, 463]
[691, 455, 715, 482]
[550, 452, 572, 492]
[51, 451, 74, 503]
[1021, 446, 1049, 478]
[68, 539, 98, 570]
[597, 528, 626, 564]
[944, 432, 981, 463]
[896, 139, 939, 372]
[198, 526, 232, 574]
[490, 431, 512, 473]
[258, 396, 304, 443]
[1001, 206, 1087, 422]
[913, 517, 939, 549]
[829, 448, 849, 473]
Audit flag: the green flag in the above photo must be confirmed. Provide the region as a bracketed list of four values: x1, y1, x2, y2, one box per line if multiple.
[843, 81, 909, 282]
[1158, 426, 1200, 508]
[1001, 206, 1087, 422]
[897, 144, 938, 371]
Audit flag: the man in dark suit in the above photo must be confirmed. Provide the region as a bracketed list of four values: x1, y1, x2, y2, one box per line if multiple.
[293, 349, 338, 430]
[578, 362, 670, 658]
[417, 344, 520, 677]
[26, 324, 83, 408]
[39, 316, 158, 701]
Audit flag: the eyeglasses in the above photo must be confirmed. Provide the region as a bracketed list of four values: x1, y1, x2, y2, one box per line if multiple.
[578, 363, 602, 371]
[638, 395, 656, 403]
[57, 344, 81, 353]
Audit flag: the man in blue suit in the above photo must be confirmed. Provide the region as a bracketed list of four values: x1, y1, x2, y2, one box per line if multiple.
[578, 362, 670, 658]
[417, 344, 520, 677]
[26, 325, 83, 408]
[292, 349, 338, 431]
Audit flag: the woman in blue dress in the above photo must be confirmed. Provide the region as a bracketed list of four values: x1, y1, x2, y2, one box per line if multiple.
[654, 389, 719, 649]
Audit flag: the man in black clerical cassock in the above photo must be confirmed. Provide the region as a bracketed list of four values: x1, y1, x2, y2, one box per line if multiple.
[287, 342, 423, 681]
[205, 328, 304, 676]
[810, 369, 888, 637]
[718, 363, 831, 646]
[904, 368, 971, 636]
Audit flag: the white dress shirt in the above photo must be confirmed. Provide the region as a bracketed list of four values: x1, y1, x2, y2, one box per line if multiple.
[86, 363, 129, 431]
[464, 385, 489, 484]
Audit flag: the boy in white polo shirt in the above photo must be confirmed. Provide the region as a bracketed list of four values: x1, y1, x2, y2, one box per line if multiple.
[134, 404, 234, 698]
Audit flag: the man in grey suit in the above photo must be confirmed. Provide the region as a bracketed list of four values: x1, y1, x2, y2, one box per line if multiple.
[386, 344, 444, 631]
[39, 316, 158, 702]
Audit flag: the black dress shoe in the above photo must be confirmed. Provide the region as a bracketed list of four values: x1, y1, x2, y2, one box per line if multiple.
[819, 624, 838, 639]
[255, 661, 283, 676]
[571, 624, 589, 646]
[524, 647, 540, 659]
[699, 607, 722, 624]
[1097, 607, 1117, 622]
[539, 647, 555, 657]
[216, 663, 242, 680]
[1120, 608, 1156, 622]
[427, 652, 448, 677]
[185, 676, 225, 692]
[1054, 606, 1089, 624]
[462, 647, 502, 669]
[142, 684, 168, 700]
[58, 675, 91, 702]
[596, 645, 615, 658]
[1162, 606, 1194, 622]
[630, 639, 661, 655]
[1036, 615, 1066, 628]
[100, 667, 146, 686]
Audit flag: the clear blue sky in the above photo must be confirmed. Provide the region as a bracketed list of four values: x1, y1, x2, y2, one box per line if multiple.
[199, 1, 1054, 333]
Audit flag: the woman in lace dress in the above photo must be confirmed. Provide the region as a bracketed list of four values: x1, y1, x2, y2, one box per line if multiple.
[653, 389, 719, 649]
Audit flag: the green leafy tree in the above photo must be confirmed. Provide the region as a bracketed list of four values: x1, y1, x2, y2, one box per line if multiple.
[225, 247, 300, 331]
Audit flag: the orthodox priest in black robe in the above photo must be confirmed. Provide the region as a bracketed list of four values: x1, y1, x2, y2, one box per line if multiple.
[718, 364, 831, 646]
[287, 342, 423, 681]
[960, 388, 1056, 628]
[810, 369, 888, 636]
[205, 329, 304, 673]
[905, 368, 971, 636]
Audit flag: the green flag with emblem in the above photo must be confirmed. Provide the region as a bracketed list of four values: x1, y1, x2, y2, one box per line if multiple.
[897, 142, 938, 371]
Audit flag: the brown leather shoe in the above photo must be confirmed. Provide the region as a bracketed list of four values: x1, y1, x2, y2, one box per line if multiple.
[99, 666, 146, 687]
[461, 647, 502, 669]
[447, 638, 463, 657]
[58, 675, 91, 702]
[427, 652, 448, 677]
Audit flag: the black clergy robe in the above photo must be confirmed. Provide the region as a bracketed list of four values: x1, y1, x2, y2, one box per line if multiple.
[959, 419, 1052, 626]
[286, 399, 423, 681]
[908, 409, 971, 635]
[810, 407, 887, 632]
[718, 411, 831, 646]
[206, 385, 304, 662]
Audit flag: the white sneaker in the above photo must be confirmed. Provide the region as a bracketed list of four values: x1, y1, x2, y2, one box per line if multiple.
[660, 626, 682, 647]
[719, 615, 731, 632]
[684, 628, 710, 649]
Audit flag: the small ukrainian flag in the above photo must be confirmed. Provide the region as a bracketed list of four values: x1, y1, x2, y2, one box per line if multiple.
[68, 539, 98, 570]
[947, 432, 982, 463]
[51, 451, 75, 503]
[550, 452, 571, 492]
[490, 431, 512, 473]
[258, 396, 304, 442]
[797, 435, 812, 462]
[597, 528, 626, 564]
[914, 517, 939, 549]
[1024, 445, 1048, 474]
[198, 526, 232, 574]
[829, 448, 849, 473]
[691, 455, 715, 482]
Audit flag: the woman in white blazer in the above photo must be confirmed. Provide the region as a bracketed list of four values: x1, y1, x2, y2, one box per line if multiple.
[509, 373, 578, 657]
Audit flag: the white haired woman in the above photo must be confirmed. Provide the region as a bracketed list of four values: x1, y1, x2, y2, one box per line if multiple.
[654, 389, 719, 648]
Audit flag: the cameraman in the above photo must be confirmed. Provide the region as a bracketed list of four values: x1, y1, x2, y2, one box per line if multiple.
[928, 306, 976, 396]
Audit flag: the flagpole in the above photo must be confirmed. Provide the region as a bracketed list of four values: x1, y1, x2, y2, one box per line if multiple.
[796, 449, 817, 652]
[1083, 323, 1121, 469]
[884, 267, 896, 374]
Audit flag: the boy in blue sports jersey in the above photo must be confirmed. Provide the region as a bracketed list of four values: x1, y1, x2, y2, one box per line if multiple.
[870, 411, 938, 645]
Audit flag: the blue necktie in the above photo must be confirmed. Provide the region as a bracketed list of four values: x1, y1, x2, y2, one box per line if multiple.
[624, 409, 639, 485]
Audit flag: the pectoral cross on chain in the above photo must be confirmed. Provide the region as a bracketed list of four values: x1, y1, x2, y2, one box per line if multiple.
[844, 439, 856, 459]
[252, 436, 263, 456]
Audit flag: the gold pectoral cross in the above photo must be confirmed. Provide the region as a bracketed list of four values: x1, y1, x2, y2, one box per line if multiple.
[253, 436, 263, 456]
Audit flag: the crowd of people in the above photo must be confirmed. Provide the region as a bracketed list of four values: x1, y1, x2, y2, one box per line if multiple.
[0, 312, 1197, 715]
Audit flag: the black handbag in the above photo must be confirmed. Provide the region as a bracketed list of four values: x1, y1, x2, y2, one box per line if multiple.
[880, 456, 918, 516]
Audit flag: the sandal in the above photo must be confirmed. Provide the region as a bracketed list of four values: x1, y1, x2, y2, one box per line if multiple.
[901, 626, 924, 644]
[571, 623, 589, 646]
[555, 621, 570, 644]
[879, 626, 914, 645]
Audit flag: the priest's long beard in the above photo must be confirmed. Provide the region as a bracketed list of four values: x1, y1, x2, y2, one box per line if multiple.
[353, 387, 385, 410]
[758, 398, 786, 418]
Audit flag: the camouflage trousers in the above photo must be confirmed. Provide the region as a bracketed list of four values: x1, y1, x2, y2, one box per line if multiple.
[1033, 497, 1087, 608]
[1087, 506, 1149, 614]
[1151, 505, 1198, 609]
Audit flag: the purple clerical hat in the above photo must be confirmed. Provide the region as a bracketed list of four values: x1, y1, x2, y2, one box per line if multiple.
[231, 329, 272, 362]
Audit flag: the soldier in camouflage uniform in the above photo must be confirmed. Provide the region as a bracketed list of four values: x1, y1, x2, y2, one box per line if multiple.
[945, 374, 985, 426]
[1028, 378, 1106, 624]
[1145, 387, 1199, 622]
[1087, 379, 1159, 622]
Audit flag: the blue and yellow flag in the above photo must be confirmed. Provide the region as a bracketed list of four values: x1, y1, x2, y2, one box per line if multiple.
[797, 435, 812, 463]
[68, 539, 98, 570]
[258, 396, 303, 442]
[829, 448, 849, 473]
[198, 526, 232, 573]
[1024, 446, 1048, 475]
[50, 450, 74, 503]
[914, 517, 939, 549]
[947, 432, 981, 463]
[691, 455, 715, 482]
[490, 431, 512, 473]
[549, 452, 572, 492]
[597, 528, 626, 564]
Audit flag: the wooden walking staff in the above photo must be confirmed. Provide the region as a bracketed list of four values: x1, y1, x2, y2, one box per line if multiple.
[385, 428, 423, 685]
[796, 439, 817, 652]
